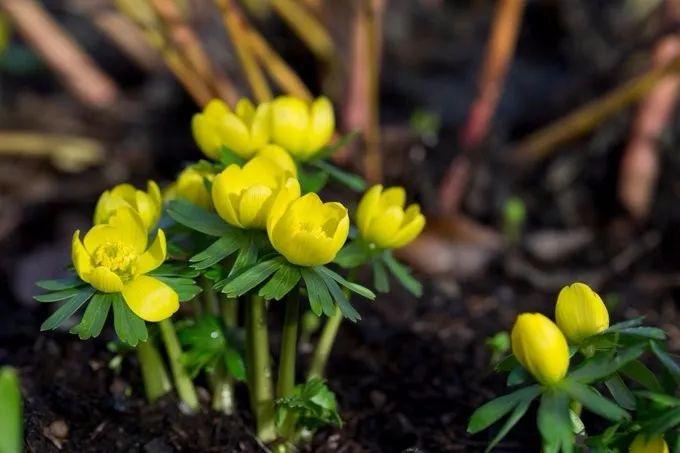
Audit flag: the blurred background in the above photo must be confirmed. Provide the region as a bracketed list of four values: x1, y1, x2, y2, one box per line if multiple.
[0, 0, 679, 451]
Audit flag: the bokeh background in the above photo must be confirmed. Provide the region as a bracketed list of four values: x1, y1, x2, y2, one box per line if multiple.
[1, 0, 679, 451]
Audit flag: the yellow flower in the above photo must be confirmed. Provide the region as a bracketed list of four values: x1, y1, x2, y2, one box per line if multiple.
[511, 313, 569, 386]
[356, 184, 426, 249]
[270, 95, 334, 160]
[629, 434, 669, 453]
[72, 206, 178, 322]
[192, 98, 271, 160]
[94, 181, 162, 232]
[212, 155, 298, 229]
[165, 166, 214, 210]
[255, 144, 297, 178]
[555, 282, 609, 343]
[267, 185, 349, 266]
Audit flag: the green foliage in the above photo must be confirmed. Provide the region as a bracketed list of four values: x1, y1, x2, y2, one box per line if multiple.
[167, 199, 234, 237]
[0, 367, 22, 453]
[537, 390, 573, 453]
[39, 286, 96, 331]
[276, 378, 342, 431]
[112, 295, 148, 347]
[486, 331, 511, 366]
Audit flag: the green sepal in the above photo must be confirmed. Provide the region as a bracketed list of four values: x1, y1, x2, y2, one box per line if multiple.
[314, 266, 375, 300]
[70, 293, 114, 340]
[537, 389, 574, 453]
[112, 294, 148, 347]
[220, 257, 283, 297]
[334, 240, 371, 269]
[167, 199, 234, 237]
[560, 379, 630, 422]
[314, 267, 361, 322]
[258, 262, 301, 301]
[382, 251, 423, 297]
[300, 268, 335, 317]
[569, 344, 645, 384]
[40, 286, 96, 331]
[35, 287, 86, 303]
[152, 276, 202, 302]
[218, 145, 246, 167]
[189, 234, 243, 270]
[467, 384, 541, 434]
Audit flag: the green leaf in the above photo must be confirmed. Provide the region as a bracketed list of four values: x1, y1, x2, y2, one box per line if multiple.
[604, 374, 636, 410]
[310, 159, 366, 191]
[40, 286, 96, 331]
[218, 145, 246, 167]
[0, 367, 22, 453]
[315, 268, 361, 322]
[373, 260, 389, 293]
[148, 263, 200, 278]
[561, 379, 629, 422]
[570, 344, 645, 383]
[507, 366, 530, 387]
[297, 166, 329, 193]
[190, 235, 243, 270]
[36, 274, 83, 291]
[314, 266, 375, 300]
[467, 385, 541, 434]
[167, 199, 234, 236]
[383, 251, 423, 297]
[71, 293, 113, 340]
[221, 258, 283, 297]
[603, 317, 644, 333]
[620, 360, 663, 392]
[537, 390, 573, 453]
[154, 276, 202, 302]
[634, 390, 680, 407]
[334, 241, 371, 269]
[258, 263, 301, 301]
[650, 341, 680, 384]
[616, 327, 666, 340]
[300, 268, 335, 317]
[34, 286, 85, 303]
[484, 391, 535, 453]
[112, 295, 148, 346]
[224, 344, 246, 381]
[276, 378, 342, 431]
[643, 406, 680, 435]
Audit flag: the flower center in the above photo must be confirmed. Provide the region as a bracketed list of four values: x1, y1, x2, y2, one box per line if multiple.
[91, 241, 138, 280]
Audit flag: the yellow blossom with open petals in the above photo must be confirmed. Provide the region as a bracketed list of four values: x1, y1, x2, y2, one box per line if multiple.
[270, 95, 334, 160]
[212, 155, 298, 230]
[165, 166, 214, 210]
[72, 206, 178, 322]
[356, 184, 425, 249]
[94, 181, 162, 232]
[629, 435, 669, 453]
[267, 186, 349, 266]
[192, 98, 270, 160]
[555, 282, 609, 343]
[511, 313, 569, 386]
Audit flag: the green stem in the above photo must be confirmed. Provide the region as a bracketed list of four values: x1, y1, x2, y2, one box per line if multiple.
[136, 340, 173, 403]
[159, 318, 199, 412]
[211, 295, 238, 415]
[201, 276, 219, 315]
[277, 292, 300, 398]
[307, 307, 343, 380]
[247, 295, 276, 442]
[221, 295, 238, 328]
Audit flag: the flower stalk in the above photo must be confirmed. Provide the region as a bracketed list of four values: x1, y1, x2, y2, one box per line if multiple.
[159, 318, 199, 411]
[277, 291, 300, 398]
[213, 295, 239, 414]
[136, 340, 173, 403]
[307, 307, 342, 380]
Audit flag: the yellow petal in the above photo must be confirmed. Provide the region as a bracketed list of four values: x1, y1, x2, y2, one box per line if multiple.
[136, 229, 167, 275]
[176, 167, 212, 210]
[250, 102, 271, 150]
[629, 434, 669, 453]
[235, 98, 255, 124]
[511, 313, 569, 386]
[242, 155, 284, 188]
[267, 178, 301, 232]
[134, 191, 158, 231]
[271, 96, 308, 156]
[147, 181, 162, 211]
[219, 112, 254, 158]
[204, 98, 230, 119]
[212, 166, 244, 228]
[555, 282, 609, 343]
[86, 266, 125, 293]
[380, 186, 406, 209]
[256, 144, 297, 178]
[93, 190, 130, 225]
[106, 206, 148, 253]
[192, 114, 222, 160]
[365, 206, 405, 248]
[302, 96, 334, 159]
[356, 184, 382, 237]
[71, 230, 92, 282]
[238, 185, 273, 229]
[122, 276, 179, 322]
[389, 204, 425, 248]
[327, 202, 350, 258]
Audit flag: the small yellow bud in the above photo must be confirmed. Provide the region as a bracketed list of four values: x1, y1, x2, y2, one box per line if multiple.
[254, 144, 297, 178]
[511, 313, 570, 386]
[267, 189, 349, 267]
[356, 184, 426, 249]
[165, 166, 214, 210]
[629, 434, 669, 453]
[94, 181, 162, 232]
[555, 282, 609, 343]
[211, 155, 298, 230]
[270, 95, 334, 160]
[191, 98, 270, 160]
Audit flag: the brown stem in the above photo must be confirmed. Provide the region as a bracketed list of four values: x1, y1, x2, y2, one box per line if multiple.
[270, 0, 334, 62]
[0, 0, 119, 109]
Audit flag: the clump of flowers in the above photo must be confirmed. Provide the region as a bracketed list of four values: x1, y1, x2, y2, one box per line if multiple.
[35, 94, 425, 450]
[469, 282, 680, 452]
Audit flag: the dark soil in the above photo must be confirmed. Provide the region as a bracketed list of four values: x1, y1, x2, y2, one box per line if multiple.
[1, 1, 680, 452]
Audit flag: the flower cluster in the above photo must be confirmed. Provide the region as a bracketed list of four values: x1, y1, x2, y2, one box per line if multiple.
[469, 282, 679, 452]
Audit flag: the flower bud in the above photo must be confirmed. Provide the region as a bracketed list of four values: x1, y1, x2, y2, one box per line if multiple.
[254, 144, 297, 178]
[94, 181, 162, 232]
[165, 166, 214, 210]
[629, 434, 669, 453]
[555, 282, 609, 343]
[511, 313, 569, 386]
[270, 95, 334, 160]
[191, 98, 270, 160]
[356, 184, 425, 249]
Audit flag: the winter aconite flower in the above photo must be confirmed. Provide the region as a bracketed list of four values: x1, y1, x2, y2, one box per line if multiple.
[192, 98, 271, 160]
[555, 282, 609, 343]
[629, 434, 669, 453]
[72, 206, 178, 322]
[212, 155, 298, 229]
[267, 183, 349, 266]
[270, 95, 334, 160]
[255, 144, 297, 178]
[356, 184, 426, 249]
[511, 313, 569, 386]
[94, 181, 162, 232]
[165, 166, 214, 210]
